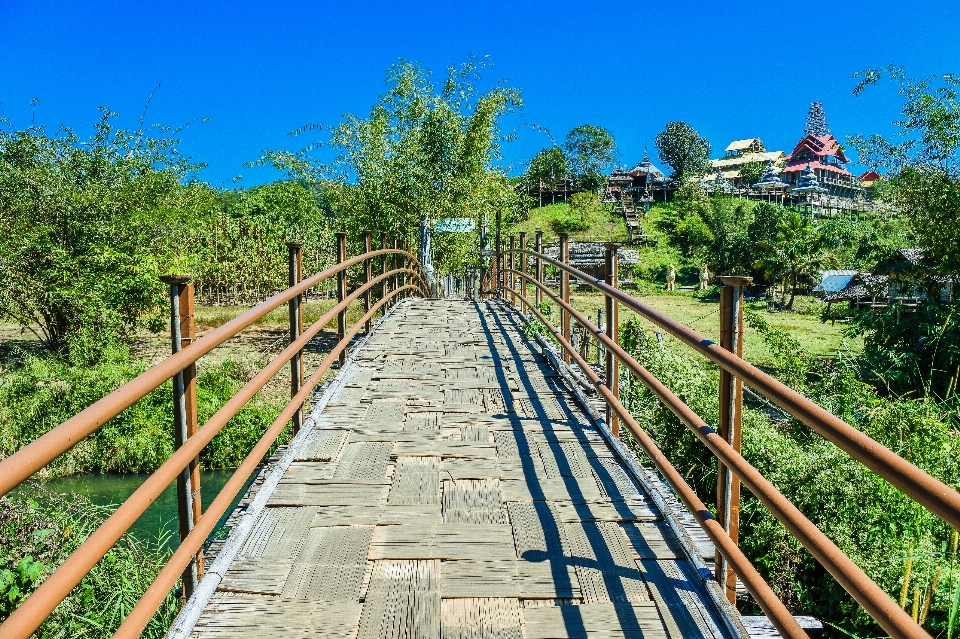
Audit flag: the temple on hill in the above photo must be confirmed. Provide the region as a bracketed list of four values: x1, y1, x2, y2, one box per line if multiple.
[627, 149, 666, 190]
[603, 149, 668, 203]
[780, 102, 863, 198]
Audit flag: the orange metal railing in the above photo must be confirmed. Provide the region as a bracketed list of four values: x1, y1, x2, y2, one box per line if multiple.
[497, 235, 955, 639]
[0, 234, 428, 639]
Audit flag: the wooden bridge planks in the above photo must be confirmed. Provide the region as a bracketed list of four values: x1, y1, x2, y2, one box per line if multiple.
[190, 299, 737, 639]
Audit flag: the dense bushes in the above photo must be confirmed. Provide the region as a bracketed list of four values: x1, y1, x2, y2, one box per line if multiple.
[0, 348, 288, 478]
[844, 299, 960, 399]
[0, 486, 178, 636]
[619, 314, 960, 635]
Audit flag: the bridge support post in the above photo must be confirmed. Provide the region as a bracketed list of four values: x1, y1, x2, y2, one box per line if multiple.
[363, 231, 373, 333]
[381, 233, 388, 315]
[508, 236, 515, 306]
[336, 233, 347, 366]
[559, 234, 570, 363]
[716, 275, 752, 605]
[400, 238, 409, 299]
[160, 275, 203, 599]
[287, 243, 305, 435]
[604, 245, 620, 436]
[392, 237, 399, 306]
[534, 230, 543, 313]
[495, 209, 502, 298]
[518, 232, 527, 314]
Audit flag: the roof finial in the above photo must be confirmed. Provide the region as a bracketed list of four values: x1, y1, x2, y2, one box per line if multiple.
[804, 101, 830, 137]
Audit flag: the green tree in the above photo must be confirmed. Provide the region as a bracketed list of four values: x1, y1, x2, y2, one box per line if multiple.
[192, 181, 332, 296]
[850, 66, 960, 273]
[524, 146, 568, 191]
[654, 121, 712, 184]
[700, 197, 752, 276]
[263, 57, 525, 275]
[747, 202, 786, 250]
[563, 125, 617, 191]
[755, 211, 838, 309]
[818, 210, 910, 271]
[656, 181, 712, 256]
[738, 160, 767, 187]
[0, 109, 210, 361]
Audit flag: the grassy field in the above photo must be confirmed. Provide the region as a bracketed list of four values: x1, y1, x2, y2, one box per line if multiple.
[553, 289, 857, 367]
[508, 202, 630, 245]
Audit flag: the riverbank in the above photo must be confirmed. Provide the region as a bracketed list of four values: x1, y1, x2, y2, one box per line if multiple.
[31, 468, 259, 548]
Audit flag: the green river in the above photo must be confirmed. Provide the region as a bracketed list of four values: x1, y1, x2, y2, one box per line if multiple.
[38, 468, 260, 549]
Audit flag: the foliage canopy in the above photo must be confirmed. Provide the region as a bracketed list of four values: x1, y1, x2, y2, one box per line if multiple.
[264, 57, 526, 274]
[654, 121, 712, 184]
[851, 66, 960, 273]
[0, 109, 209, 361]
[563, 125, 617, 191]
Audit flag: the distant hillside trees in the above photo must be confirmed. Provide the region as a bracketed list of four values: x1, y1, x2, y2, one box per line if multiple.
[654, 121, 711, 184]
[262, 57, 526, 275]
[523, 146, 569, 191]
[563, 125, 617, 191]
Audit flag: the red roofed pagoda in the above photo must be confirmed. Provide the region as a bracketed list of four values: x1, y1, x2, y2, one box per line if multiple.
[780, 103, 864, 199]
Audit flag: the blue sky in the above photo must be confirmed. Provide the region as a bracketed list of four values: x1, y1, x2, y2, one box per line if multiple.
[2, 0, 959, 187]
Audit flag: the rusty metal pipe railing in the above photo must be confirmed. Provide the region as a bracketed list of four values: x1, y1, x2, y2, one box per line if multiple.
[503, 290, 807, 639]
[508, 249, 960, 533]
[110, 285, 416, 639]
[505, 269, 930, 639]
[0, 249, 420, 499]
[0, 270, 424, 639]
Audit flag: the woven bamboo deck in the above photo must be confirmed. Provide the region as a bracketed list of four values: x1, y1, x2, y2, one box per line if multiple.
[185, 298, 738, 639]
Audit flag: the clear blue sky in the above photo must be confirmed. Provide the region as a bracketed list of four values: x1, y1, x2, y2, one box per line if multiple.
[3, 0, 959, 187]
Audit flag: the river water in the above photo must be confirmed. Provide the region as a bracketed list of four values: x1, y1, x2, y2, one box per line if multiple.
[37, 468, 260, 549]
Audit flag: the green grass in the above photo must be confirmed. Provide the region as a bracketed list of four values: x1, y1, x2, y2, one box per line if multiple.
[561, 289, 858, 367]
[509, 202, 629, 245]
[0, 485, 179, 637]
[194, 298, 372, 331]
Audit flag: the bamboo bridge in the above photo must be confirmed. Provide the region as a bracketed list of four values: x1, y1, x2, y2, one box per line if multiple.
[0, 232, 956, 639]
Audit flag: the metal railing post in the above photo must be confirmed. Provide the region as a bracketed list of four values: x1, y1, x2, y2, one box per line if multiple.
[363, 231, 373, 333]
[400, 238, 409, 300]
[716, 275, 752, 604]
[381, 232, 388, 315]
[534, 230, 543, 312]
[336, 233, 347, 366]
[518, 231, 527, 314]
[391, 237, 399, 306]
[559, 234, 571, 363]
[286, 243, 305, 435]
[604, 244, 620, 436]
[597, 308, 604, 365]
[159, 275, 203, 598]
[508, 235, 515, 305]
[495, 208, 502, 296]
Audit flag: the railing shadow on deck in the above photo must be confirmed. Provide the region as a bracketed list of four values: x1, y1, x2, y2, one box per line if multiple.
[488, 301, 733, 638]
[496, 235, 956, 639]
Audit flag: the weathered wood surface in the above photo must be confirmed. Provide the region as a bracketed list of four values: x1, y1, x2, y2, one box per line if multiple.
[189, 299, 737, 639]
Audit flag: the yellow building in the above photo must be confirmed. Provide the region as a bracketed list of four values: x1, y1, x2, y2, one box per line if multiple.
[706, 138, 786, 188]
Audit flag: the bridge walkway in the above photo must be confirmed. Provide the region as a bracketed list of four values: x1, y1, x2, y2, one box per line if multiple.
[185, 298, 738, 639]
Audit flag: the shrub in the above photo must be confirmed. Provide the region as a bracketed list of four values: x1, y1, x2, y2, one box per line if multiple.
[549, 209, 589, 234]
[0, 485, 178, 636]
[0, 349, 287, 477]
[618, 315, 960, 635]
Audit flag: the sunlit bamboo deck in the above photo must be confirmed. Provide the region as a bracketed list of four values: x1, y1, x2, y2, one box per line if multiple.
[177, 298, 742, 639]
